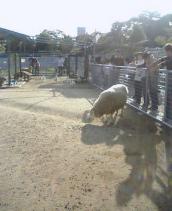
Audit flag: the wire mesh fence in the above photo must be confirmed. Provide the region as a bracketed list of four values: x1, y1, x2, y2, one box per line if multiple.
[68, 56, 77, 77]
[90, 63, 172, 128]
[21, 56, 57, 76]
[0, 53, 21, 85]
[20, 54, 67, 77]
[68, 56, 88, 80]
[0, 56, 8, 79]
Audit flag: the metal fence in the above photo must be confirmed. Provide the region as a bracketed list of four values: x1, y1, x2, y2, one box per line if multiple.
[20, 55, 66, 76]
[144, 47, 166, 59]
[90, 63, 172, 128]
[0, 53, 20, 85]
[68, 56, 77, 77]
[68, 55, 88, 79]
[0, 56, 8, 79]
[1, 53, 88, 83]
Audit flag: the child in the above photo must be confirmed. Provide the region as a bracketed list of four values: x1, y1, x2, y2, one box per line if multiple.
[143, 52, 159, 112]
[133, 52, 145, 105]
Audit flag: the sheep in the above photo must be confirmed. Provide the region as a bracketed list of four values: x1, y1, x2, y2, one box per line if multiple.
[86, 84, 128, 126]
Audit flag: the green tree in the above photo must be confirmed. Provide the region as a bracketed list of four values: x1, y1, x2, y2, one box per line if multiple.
[36, 30, 59, 52]
[128, 25, 146, 43]
[35, 29, 74, 53]
[128, 12, 172, 47]
[76, 34, 93, 45]
[59, 35, 74, 53]
[95, 12, 172, 57]
[155, 35, 167, 46]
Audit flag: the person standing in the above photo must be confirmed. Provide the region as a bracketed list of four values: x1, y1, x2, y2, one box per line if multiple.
[28, 57, 40, 75]
[58, 57, 64, 76]
[28, 57, 33, 73]
[34, 58, 40, 76]
[132, 52, 145, 105]
[143, 52, 159, 112]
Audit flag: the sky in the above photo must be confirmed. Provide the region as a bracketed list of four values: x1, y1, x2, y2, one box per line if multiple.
[0, 0, 171, 37]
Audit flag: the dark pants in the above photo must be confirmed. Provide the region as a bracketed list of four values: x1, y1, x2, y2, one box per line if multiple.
[32, 67, 39, 76]
[58, 67, 63, 76]
[134, 80, 142, 104]
[35, 67, 39, 76]
[142, 77, 148, 107]
[166, 72, 172, 120]
[149, 75, 159, 110]
[142, 75, 158, 110]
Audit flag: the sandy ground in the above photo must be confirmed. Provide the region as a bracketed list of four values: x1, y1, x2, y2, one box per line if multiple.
[0, 77, 171, 211]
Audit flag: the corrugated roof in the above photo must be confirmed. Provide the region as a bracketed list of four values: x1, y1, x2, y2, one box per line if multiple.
[0, 27, 33, 42]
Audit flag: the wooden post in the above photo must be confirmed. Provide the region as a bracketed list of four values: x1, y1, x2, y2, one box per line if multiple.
[14, 53, 17, 74]
[7, 40, 11, 86]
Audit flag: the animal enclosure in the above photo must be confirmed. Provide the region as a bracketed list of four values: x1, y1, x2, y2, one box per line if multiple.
[90, 63, 172, 128]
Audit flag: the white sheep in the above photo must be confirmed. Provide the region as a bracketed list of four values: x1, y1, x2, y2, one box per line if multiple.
[86, 84, 128, 126]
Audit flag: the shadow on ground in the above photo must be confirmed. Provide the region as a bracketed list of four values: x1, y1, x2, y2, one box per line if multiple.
[39, 81, 100, 99]
[81, 107, 172, 211]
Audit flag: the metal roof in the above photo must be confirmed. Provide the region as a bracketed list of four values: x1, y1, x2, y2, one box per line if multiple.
[0, 27, 33, 42]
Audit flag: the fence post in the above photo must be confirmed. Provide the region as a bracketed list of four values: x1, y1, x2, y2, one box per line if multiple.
[68, 56, 70, 76]
[14, 53, 17, 74]
[8, 54, 11, 86]
[75, 56, 78, 76]
[165, 128, 172, 198]
[117, 66, 121, 84]
[19, 54, 22, 74]
[164, 69, 168, 121]
[101, 64, 104, 89]
[144, 68, 149, 110]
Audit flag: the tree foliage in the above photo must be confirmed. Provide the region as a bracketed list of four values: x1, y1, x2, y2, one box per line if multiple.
[128, 25, 146, 44]
[95, 12, 172, 56]
[35, 30, 74, 53]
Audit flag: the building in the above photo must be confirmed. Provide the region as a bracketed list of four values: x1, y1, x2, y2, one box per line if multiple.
[0, 27, 33, 53]
[77, 27, 86, 36]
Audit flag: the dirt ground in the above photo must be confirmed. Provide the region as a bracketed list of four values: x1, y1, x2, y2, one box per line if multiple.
[0, 77, 171, 211]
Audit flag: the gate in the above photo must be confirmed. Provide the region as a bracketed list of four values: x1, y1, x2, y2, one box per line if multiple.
[68, 55, 89, 80]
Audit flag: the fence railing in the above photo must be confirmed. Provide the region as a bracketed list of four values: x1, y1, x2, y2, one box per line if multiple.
[68, 56, 88, 79]
[0, 57, 8, 79]
[89, 63, 172, 128]
[0, 54, 20, 85]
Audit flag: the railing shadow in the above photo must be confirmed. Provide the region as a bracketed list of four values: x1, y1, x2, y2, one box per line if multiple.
[38, 81, 100, 99]
[81, 107, 172, 210]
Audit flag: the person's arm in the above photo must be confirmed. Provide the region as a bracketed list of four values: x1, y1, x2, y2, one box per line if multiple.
[149, 57, 168, 68]
[136, 63, 145, 68]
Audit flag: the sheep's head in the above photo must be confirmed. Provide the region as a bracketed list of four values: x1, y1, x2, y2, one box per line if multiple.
[82, 109, 95, 123]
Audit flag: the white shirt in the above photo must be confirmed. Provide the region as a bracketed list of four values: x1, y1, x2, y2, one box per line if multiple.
[58, 57, 64, 67]
[134, 59, 145, 81]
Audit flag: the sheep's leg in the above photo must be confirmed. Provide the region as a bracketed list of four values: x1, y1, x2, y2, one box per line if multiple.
[120, 107, 124, 117]
[114, 110, 118, 118]
[106, 114, 114, 126]
[112, 110, 118, 119]
[101, 115, 104, 123]
[101, 114, 108, 125]
[112, 110, 118, 125]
